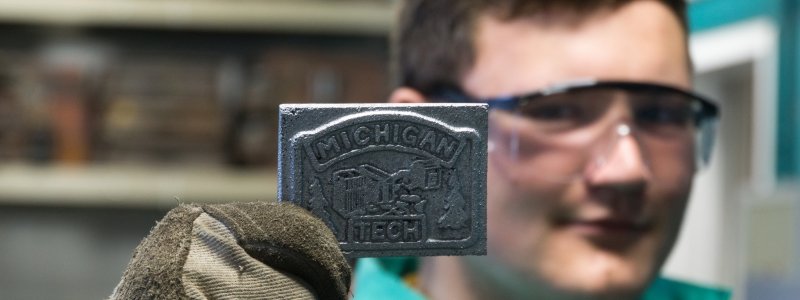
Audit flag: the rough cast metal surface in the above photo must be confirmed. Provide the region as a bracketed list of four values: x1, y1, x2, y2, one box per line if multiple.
[278, 104, 487, 258]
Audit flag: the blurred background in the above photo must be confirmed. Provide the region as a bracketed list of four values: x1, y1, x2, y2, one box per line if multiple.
[0, 0, 795, 299]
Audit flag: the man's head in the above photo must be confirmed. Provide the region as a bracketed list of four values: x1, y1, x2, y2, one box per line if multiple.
[390, 0, 713, 298]
[392, 0, 687, 96]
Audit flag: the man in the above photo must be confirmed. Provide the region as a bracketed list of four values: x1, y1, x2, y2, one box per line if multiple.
[113, 0, 726, 299]
[352, 0, 727, 299]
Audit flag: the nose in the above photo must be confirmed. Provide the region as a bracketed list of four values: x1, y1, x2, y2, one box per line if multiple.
[584, 124, 651, 187]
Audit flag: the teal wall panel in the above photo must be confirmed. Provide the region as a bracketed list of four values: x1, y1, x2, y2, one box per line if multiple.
[689, 0, 799, 179]
[689, 0, 779, 32]
[776, 0, 799, 178]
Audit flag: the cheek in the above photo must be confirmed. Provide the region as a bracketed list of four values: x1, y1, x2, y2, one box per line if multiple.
[485, 152, 561, 257]
[486, 154, 528, 253]
[486, 152, 545, 220]
[642, 178, 692, 274]
[646, 147, 695, 256]
[654, 175, 692, 235]
[643, 136, 697, 184]
[641, 136, 695, 218]
[486, 147, 573, 213]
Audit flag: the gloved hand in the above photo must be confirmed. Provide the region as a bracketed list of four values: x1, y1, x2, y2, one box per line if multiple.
[110, 202, 351, 300]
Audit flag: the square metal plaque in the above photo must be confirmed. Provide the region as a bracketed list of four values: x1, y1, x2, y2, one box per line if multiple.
[278, 104, 487, 257]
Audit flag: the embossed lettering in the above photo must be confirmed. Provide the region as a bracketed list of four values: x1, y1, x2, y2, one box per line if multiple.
[340, 131, 352, 149]
[402, 126, 419, 145]
[306, 121, 465, 166]
[387, 221, 403, 241]
[435, 136, 458, 159]
[374, 124, 390, 144]
[352, 220, 369, 242]
[349, 218, 423, 243]
[354, 126, 371, 146]
[405, 220, 421, 242]
[418, 130, 437, 151]
[393, 124, 400, 143]
[371, 221, 386, 241]
[316, 136, 341, 160]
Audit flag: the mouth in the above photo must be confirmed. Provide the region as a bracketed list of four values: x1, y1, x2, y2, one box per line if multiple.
[570, 219, 645, 232]
[557, 217, 650, 240]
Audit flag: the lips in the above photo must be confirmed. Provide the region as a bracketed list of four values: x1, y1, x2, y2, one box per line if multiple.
[560, 218, 650, 251]
[557, 217, 650, 238]
[572, 219, 645, 231]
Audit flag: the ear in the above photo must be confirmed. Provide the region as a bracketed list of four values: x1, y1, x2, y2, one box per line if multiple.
[388, 87, 427, 104]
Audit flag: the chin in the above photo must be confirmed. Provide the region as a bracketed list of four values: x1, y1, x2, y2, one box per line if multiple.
[548, 268, 647, 300]
[535, 230, 660, 299]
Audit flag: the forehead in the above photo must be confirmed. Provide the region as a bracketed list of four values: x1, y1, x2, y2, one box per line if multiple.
[461, 1, 689, 98]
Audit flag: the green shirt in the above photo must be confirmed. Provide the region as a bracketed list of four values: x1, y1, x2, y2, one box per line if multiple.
[353, 257, 730, 300]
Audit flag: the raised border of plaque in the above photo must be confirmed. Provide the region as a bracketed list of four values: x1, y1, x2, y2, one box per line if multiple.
[278, 104, 487, 257]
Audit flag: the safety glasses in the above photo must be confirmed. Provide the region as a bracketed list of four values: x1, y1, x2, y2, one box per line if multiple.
[429, 79, 719, 183]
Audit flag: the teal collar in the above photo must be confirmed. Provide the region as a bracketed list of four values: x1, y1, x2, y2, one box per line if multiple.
[353, 257, 730, 300]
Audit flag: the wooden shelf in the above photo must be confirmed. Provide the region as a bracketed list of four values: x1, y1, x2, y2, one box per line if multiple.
[0, 163, 278, 208]
[0, 0, 395, 35]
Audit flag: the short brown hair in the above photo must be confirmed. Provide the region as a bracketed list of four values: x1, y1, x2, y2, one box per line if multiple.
[393, 0, 688, 96]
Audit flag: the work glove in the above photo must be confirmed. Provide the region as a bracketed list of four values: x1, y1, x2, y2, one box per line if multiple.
[110, 202, 351, 300]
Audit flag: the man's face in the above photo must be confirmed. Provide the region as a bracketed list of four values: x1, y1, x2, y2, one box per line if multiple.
[464, 1, 693, 297]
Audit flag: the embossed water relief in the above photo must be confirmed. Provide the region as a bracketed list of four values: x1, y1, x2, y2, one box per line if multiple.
[282, 107, 486, 257]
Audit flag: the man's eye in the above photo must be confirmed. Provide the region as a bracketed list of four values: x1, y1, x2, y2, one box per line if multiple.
[524, 104, 581, 121]
[636, 106, 692, 126]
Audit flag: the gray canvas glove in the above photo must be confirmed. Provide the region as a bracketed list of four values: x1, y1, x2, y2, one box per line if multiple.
[110, 202, 351, 300]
